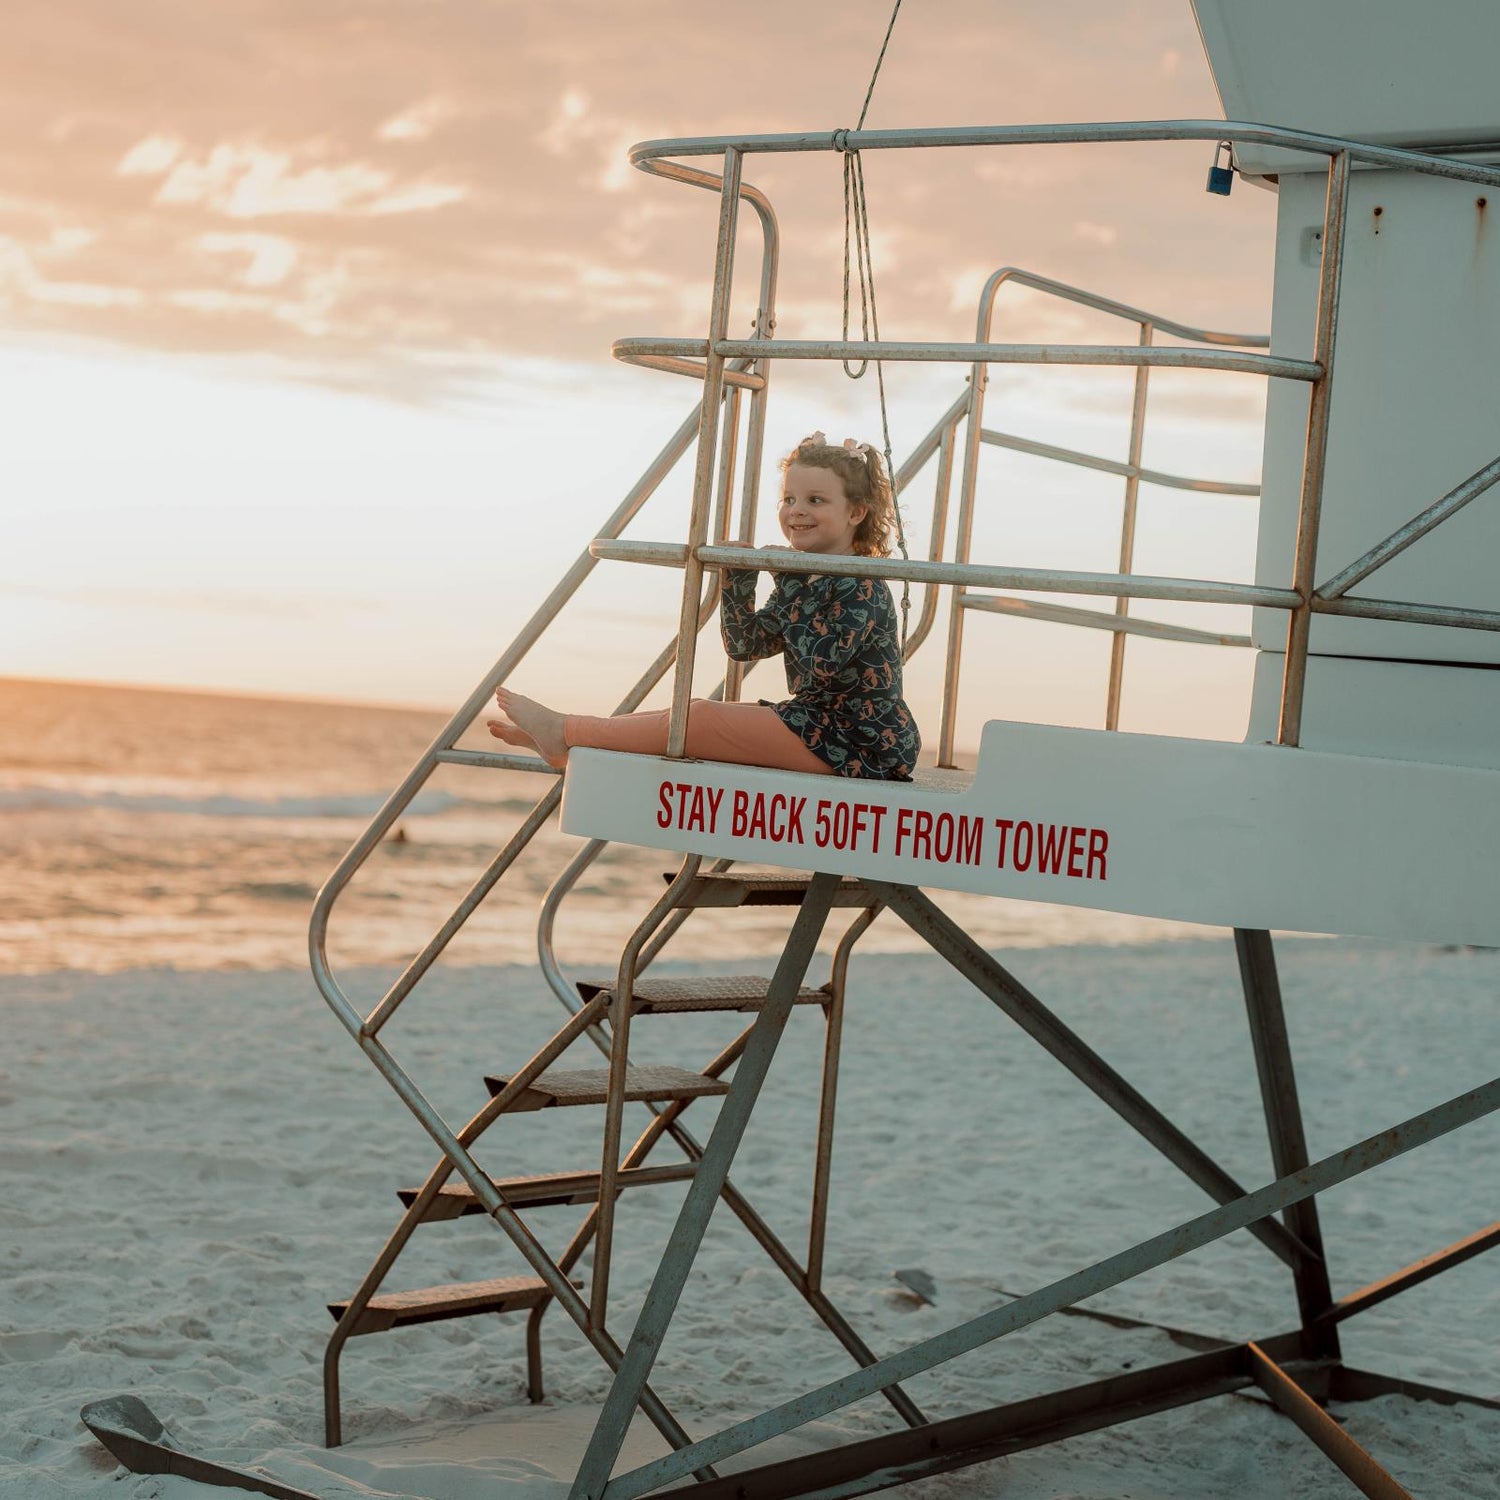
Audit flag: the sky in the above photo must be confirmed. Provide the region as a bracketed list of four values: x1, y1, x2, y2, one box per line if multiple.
[3, 0, 1280, 748]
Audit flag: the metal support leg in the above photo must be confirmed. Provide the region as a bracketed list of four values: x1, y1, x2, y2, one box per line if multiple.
[1326, 1222, 1500, 1324]
[602, 1074, 1499, 1497]
[808, 905, 879, 1291]
[568, 873, 844, 1500]
[643, 1336, 1307, 1500]
[1247, 1344, 1414, 1499]
[1235, 929, 1339, 1358]
[874, 884, 1313, 1268]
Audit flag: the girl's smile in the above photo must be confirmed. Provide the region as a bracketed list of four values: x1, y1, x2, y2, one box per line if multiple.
[779, 463, 868, 554]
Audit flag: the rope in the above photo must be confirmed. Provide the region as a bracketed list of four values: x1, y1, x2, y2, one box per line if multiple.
[856, 0, 903, 130]
[837, 0, 910, 646]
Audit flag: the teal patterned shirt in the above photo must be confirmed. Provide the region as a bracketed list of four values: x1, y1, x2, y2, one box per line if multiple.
[721, 567, 920, 779]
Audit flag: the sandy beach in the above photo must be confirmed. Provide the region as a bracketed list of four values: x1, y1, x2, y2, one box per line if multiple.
[4, 936, 1497, 1499]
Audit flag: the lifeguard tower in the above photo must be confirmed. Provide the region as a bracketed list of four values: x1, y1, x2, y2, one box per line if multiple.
[310, 4, 1500, 1495]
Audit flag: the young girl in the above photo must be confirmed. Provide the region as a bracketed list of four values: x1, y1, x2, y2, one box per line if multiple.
[488, 433, 920, 780]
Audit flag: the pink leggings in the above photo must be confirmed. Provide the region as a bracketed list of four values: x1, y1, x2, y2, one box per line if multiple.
[564, 700, 834, 775]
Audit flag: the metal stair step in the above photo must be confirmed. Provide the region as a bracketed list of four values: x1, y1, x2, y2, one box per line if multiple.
[328, 1275, 559, 1336]
[483, 1063, 732, 1110]
[400, 1163, 700, 1221]
[675, 871, 878, 908]
[575, 973, 829, 1014]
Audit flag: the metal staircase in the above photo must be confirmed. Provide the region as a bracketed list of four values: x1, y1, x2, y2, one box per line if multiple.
[310, 114, 1500, 1500]
[310, 250, 1266, 1451]
[318, 865, 922, 1454]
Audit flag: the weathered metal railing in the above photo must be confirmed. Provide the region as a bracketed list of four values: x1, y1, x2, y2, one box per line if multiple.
[948, 266, 1264, 745]
[308, 114, 1500, 1497]
[310, 147, 781, 1044]
[307, 167, 790, 1464]
[608, 120, 1500, 766]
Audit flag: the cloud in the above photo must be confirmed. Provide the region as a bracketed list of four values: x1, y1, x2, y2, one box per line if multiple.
[196, 232, 298, 287]
[0, 0, 1256, 404]
[118, 135, 185, 177]
[0, 234, 144, 309]
[1073, 220, 1119, 247]
[376, 98, 454, 143]
[128, 139, 467, 220]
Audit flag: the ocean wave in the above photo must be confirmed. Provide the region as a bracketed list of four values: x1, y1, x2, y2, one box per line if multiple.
[226, 879, 322, 903]
[0, 785, 480, 820]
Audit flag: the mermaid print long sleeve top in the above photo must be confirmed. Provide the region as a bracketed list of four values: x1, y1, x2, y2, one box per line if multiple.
[720, 566, 920, 779]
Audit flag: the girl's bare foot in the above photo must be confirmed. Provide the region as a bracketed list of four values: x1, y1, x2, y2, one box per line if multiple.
[489, 687, 569, 768]
[486, 715, 540, 754]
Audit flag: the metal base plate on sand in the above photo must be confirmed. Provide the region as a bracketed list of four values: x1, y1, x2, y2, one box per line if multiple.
[80, 1395, 324, 1500]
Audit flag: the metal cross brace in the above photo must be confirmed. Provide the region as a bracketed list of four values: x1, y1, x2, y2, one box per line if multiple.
[597, 1071, 1498, 1495]
[568, 872, 845, 1499]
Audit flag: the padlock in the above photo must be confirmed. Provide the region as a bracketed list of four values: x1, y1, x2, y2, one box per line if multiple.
[1206, 140, 1234, 196]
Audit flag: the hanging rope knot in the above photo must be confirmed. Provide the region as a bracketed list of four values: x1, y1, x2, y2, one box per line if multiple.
[832, 128, 852, 154]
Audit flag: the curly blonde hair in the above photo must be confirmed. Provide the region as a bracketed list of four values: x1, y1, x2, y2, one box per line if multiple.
[779, 435, 896, 558]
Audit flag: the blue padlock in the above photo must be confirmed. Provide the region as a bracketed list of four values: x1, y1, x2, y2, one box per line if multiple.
[1207, 140, 1234, 196]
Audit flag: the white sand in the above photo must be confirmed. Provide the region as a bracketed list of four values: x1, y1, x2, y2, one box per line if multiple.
[3, 936, 1498, 1499]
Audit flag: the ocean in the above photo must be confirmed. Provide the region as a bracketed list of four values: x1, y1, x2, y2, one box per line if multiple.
[0, 676, 1208, 976]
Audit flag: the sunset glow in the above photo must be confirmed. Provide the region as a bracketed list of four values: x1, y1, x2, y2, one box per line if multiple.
[4, 1, 1275, 743]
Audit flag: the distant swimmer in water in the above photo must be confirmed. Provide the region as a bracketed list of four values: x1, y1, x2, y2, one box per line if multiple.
[488, 433, 921, 780]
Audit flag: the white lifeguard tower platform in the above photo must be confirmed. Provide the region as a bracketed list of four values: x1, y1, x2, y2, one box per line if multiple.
[310, 4, 1500, 1495]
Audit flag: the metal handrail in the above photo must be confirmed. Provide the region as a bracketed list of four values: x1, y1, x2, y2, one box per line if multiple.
[531, 392, 967, 1002]
[310, 160, 781, 1041]
[306, 166, 787, 1468]
[590, 538, 1300, 609]
[942, 265, 1267, 748]
[614, 122, 1500, 766]
[979, 428, 1259, 497]
[964, 266, 1269, 349]
[611, 281, 1278, 757]
[1316, 454, 1500, 600]
[614, 336, 1319, 381]
[960, 595, 1252, 650]
[629, 119, 1500, 189]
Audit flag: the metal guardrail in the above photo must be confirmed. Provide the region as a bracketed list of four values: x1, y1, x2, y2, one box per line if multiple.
[589, 538, 1297, 609]
[307, 113, 1500, 1488]
[943, 266, 1263, 745]
[610, 122, 1500, 763]
[314, 117, 1500, 1062]
[628, 118, 1500, 187]
[615, 336, 1318, 380]
[310, 122, 1500, 1374]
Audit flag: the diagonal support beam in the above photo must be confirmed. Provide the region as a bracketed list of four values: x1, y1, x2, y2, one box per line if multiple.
[1324, 1222, 1500, 1325]
[1315, 451, 1500, 600]
[1235, 929, 1339, 1356]
[647, 1337, 1304, 1500]
[1247, 1344, 1415, 1499]
[601, 1074, 1500, 1496]
[568, 874, 843, 1500]
[873, 884, 1312, 1268]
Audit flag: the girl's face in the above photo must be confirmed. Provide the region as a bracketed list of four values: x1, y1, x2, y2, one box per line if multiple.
[779, 463, 867, 554]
